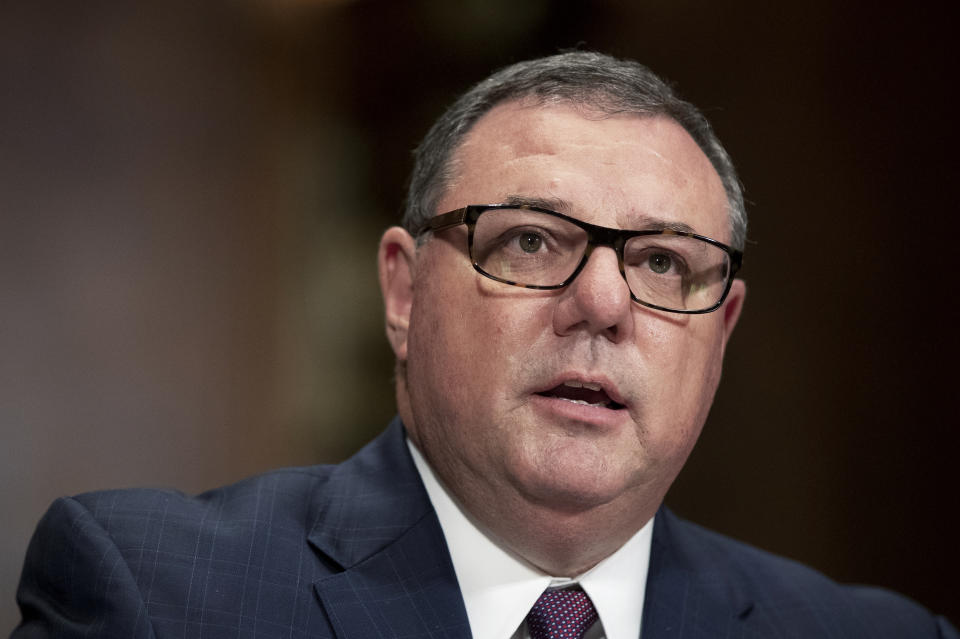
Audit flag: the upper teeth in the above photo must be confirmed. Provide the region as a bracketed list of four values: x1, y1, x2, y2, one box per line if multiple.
[563, 380, 602, 391]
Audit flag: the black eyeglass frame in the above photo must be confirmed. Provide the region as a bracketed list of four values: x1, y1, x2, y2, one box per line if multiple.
[417, 204, 744, 315]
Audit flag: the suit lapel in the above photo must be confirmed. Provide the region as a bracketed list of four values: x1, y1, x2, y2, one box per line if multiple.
[308, 419, 471, 639]
[314, 510, 471, 639]
[641, 509, 754, 639]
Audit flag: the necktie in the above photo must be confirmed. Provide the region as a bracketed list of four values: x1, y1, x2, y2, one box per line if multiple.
[526, 588, 599, 639]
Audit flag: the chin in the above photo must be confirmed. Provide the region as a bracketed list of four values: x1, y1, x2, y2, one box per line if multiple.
[523, 481, 632, 517]
[479, 412, 658, 518]
[509, 454, 640, 515]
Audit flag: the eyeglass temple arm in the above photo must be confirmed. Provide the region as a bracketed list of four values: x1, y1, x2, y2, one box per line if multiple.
[418, 207, 469, 235]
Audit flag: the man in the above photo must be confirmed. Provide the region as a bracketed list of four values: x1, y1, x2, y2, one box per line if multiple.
[12, 52, 957, 638]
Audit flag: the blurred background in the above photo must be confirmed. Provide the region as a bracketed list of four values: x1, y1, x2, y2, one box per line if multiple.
[2, 0, 958, 632]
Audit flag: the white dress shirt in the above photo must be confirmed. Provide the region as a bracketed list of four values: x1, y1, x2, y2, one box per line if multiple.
[408, 440, 653, 639]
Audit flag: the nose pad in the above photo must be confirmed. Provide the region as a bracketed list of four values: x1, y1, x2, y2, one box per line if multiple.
[555, 246, 634, 340]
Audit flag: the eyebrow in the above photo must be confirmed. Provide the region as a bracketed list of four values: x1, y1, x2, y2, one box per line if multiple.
[502, 194, 572, 213]
[636, 218, 698, 235]
[501, 194, 699, 234]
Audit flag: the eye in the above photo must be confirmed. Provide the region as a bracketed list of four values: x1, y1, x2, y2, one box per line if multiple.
[647, 253, 673, 274]
[517, 232, 544, 253]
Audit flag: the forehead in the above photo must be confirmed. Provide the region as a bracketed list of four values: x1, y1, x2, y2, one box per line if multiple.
[440, 101, 730, 241]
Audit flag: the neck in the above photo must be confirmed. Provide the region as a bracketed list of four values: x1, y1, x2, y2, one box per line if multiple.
[462, 476, 656, 576]
[408, 432, 657, 576]
[396, 385, 662, 576]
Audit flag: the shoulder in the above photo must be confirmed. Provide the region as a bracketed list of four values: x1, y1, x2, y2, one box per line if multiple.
[12, 422, 423, 637]
[26, 464, 340, 586]
[13, 465, 341, 638]
[65, 464, 337, 536]
[27, 419, 417, 581]
[652, 509, 959, 637]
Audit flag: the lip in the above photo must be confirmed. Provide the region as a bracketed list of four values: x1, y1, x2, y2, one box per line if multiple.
[528, 372, 630, 428]
[529, 393, 628, 429]
[533, 372, 628, 408]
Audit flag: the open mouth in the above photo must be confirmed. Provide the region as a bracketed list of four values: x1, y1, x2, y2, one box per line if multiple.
[536, 380, 626, 410]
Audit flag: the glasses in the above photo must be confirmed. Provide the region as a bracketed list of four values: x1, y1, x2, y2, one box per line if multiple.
[417, 204, 743, 314]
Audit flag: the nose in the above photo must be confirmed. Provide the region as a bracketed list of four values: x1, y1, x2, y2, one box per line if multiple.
[553, 246, 634, 342]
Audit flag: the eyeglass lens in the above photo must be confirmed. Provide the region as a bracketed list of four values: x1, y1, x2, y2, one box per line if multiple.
[470, 208, 731, 312]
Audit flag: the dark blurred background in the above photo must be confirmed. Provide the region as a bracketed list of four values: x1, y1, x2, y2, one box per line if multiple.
[2, 0, 957, 632]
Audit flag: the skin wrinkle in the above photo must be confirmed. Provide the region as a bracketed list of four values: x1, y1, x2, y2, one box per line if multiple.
[500, 193, 701, 239]
[454, 124, 707, 237]
[486, 142, 716, 236]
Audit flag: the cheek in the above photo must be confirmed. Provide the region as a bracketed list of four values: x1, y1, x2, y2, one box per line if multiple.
[435, 278, 554, 381]
[409, 305, 471, 395]
[407, 269, 510, 408]
[639, 316, 725, 422]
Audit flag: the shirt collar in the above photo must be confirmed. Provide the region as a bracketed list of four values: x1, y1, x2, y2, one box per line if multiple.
[408, 439, 653, 639]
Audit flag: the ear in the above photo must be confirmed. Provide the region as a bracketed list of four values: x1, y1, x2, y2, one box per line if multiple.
[378, 226, 417, 361]
[719, 278, 746, 351]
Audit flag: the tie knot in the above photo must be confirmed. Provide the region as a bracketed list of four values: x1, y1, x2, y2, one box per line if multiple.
[526, 588, 598, 639]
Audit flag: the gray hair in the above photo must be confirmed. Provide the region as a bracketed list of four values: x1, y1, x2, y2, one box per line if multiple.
[402, 51, 747, 250]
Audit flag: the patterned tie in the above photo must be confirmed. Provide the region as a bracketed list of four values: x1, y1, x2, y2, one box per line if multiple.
[526, 588, 599, 639]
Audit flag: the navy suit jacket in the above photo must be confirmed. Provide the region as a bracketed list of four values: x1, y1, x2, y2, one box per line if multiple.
[13, 418, 958, 638]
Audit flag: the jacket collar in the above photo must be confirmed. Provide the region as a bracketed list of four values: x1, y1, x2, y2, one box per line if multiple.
[308, 417, 472, 638]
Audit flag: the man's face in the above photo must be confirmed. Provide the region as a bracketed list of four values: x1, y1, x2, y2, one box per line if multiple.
[381, 101, 744, 532]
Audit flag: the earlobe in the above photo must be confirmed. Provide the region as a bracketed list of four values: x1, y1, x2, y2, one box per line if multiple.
[378, 227, 417, 361]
